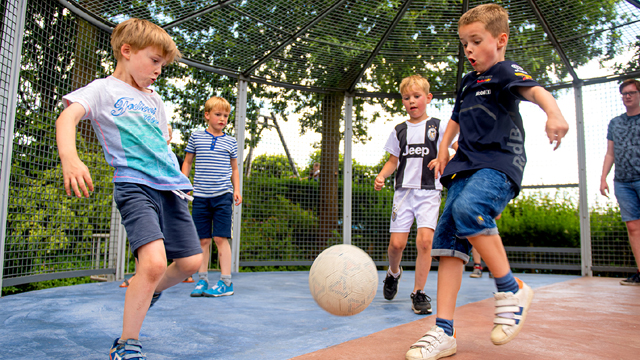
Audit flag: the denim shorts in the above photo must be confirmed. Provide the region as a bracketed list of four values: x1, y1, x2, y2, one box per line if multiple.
[192, 193, 233, 239]
[431, 169, 516, 264]
[113, 183, 202, 260]
[614, 180, 640, 222]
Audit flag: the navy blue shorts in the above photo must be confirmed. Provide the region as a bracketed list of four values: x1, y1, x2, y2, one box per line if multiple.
[113, 183, 202, 259]
[432, 169, 516, 264]
[192, 193, 233, 239]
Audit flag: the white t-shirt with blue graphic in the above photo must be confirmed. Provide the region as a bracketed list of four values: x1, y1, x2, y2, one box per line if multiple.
[185, 130, 238, 197]
[62, 76, 192, 191]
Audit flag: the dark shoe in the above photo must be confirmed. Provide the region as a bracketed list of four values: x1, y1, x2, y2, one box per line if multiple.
[109, 338, 146, 360]
[411, 290, 432, 315]
[620, 272, 640, 286]
[149, 292, 162, 309]
[383, 267, 402, 300]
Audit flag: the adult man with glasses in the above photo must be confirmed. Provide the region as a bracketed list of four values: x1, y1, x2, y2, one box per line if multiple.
[600, 78, 640, 285]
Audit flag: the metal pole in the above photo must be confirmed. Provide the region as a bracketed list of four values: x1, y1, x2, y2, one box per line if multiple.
[270, 112, 300, 178]
[342, 95, 354, 245]
[575, 80, 592, 277]
[0, 0, 28, 291]
[231, 78, 248, 272]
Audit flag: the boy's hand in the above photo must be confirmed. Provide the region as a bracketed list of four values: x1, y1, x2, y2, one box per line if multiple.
[234, 192, 243, 206]
[374, 174, 386, 191]
[545, 113, 569, 150]
[600, 178, 609, 198]
[432, 152, 450, 179]
[61, 156, 94, 198]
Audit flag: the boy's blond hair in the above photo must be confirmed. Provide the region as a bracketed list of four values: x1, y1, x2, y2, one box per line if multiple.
[111, 18, 181, 63]
[204, 96, 231, 114]
[459, 4, 510, 38]
[399, 75, 430, 96]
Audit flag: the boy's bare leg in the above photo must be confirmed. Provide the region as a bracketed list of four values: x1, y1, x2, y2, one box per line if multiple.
[414, 227, 434, 292]
[625, 219, 640, 271]
[213, 236, 231, 276]
[388, 232, 409, 274]
[467, 234, 510, 278]
[155, 253, 202, 293]
[198, 238, 212, 274]
[436, 256, 464, 320]
[121, 239, 167, 340]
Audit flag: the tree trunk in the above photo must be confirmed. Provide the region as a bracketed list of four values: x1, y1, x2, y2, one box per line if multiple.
[317, 92, 343, 253]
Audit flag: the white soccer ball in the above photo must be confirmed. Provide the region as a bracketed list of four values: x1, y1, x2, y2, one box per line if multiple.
[308, 244, 378, 316]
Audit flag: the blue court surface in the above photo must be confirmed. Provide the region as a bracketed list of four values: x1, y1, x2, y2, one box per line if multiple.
[0, 271, 577, 359]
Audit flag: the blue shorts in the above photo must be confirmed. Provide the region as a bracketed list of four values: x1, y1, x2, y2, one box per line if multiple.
[192, 193, 233, 239]
[113, 183, 202, 260]
[432, 169, 516, 264]
[614, 180, 640, 222]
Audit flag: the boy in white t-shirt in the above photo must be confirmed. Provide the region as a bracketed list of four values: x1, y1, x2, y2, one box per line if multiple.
[56, 18, 202, 359]
[374, 74, 457, 315]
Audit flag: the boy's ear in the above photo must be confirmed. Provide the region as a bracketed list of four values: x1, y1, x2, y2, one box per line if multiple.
[497, 33, 508, 50]
[120, 44, 132, 60]
[204, 111, 210, 122]
[426, 92, 434, 103]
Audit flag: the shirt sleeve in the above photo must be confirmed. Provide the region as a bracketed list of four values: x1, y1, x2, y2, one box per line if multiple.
[383, 128, 401, 157]
[500, 62, 541, 99]
[185, 133, 196, 153]
[230, 138, 238, 159]
[61, 80, 101, 120]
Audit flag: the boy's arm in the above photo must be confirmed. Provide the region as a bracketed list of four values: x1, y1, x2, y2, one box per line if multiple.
[518, 86, 569, 150]
[600, 140, 615, 198]
[430, 120, 460, 178]
[230, 158, 242, 205]
[181, 152, 194, 178]
[56, 103, 94, 198]
[374, 155, 398, 191]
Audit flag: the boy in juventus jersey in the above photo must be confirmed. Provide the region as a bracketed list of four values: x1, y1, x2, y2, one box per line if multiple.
[374, 74, 457, 315]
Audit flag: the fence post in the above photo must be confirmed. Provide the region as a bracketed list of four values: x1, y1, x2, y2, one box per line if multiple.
[231, 78, 247, 272]
[575, 80, 593, 277]
[343, 94, 354, 245]
[0, 0, 27, 291]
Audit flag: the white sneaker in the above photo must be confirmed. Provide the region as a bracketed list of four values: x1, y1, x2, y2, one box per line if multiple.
[405, 326, 456, 360]
[491, 277, 534, 345]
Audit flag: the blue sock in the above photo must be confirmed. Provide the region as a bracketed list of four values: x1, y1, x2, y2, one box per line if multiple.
[435, 317, 454, 337]
[494, 271, 519, 293]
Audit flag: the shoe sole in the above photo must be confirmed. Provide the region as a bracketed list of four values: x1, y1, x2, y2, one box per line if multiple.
[620, 281, 640, 285]
[412, 306, 433, 315]
[491, 283, 534, 345]
[405, 345, 456, 360]
[190, 292, 205, 297]
[204, 291, 234, 297]
[469, 274, 482, 278]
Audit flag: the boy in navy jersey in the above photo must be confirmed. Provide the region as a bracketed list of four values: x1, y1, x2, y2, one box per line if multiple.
[405, 4, 569, 360]
[182, 96, 242, 298]
[374, 74, 457, 315]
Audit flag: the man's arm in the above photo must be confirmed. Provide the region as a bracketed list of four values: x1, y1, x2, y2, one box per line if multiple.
[374, 155, 399, 191]
[231, 158, 242, 205]
[56, 102, 94, 198]
[518, 86, 569, 150]
[600, 140, 615, 198]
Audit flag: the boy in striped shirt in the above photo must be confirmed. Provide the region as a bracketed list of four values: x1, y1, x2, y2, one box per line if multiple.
[182, 96, 242, 297]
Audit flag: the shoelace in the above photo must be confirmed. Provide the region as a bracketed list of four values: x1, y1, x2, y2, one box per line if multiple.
[172, 189, 194, 201]
[414, 291, 431, 303]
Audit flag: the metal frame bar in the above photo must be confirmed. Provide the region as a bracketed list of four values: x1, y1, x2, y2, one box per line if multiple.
[455, 0, 470, 93]
[242, 0, 348, 77]
[162, 0, 240, 30]
[231, 78, 248, 273]
[627, 0, 640, 10]
[0, 0, 27, 290]
[526, 0, 579, 81]
[2, 269, 115, 287]
[342, 94, 354, 244]
[347, 0, 413, 93]
[57, 0, 114, 32]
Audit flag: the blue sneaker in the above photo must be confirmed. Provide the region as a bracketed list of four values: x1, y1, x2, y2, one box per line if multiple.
[190, 279, 208, 297]
[109, 338, 146, 360]
[149, 292, 162, 309]
[204, 280, 234, 297]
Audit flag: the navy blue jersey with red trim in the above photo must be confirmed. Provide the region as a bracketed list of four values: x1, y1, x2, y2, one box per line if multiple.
[441, 60, 541, 195]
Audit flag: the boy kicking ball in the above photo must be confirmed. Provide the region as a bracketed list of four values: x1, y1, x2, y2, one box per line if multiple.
[405, 4, 569, 359]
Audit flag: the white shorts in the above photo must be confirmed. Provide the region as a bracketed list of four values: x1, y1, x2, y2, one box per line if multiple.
[389, 188, 441, 233]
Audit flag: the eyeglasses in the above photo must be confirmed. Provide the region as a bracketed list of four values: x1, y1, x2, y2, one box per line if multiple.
[621, 91, 639, 97]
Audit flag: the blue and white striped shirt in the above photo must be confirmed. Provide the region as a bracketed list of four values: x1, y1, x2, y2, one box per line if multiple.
[185, 130, 238, 197]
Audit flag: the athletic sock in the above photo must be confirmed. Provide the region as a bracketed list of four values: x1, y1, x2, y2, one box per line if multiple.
[473, 263, 482, 269]
[198, 271, 208, 283]
[221, 274, 232, 286]
[436, 317, 454, 337]
[494, 270, 519, 294]
[388, 268, 401, 278]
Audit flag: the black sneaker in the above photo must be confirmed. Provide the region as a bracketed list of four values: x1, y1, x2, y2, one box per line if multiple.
[149, 292, 162, 308]
[620, 272, 640, 286]
[383, 267, 402, 300]
[411, 290, 432, 314]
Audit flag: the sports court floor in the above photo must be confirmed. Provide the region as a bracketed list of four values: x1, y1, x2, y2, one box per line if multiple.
[0, 271, 638, 359]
